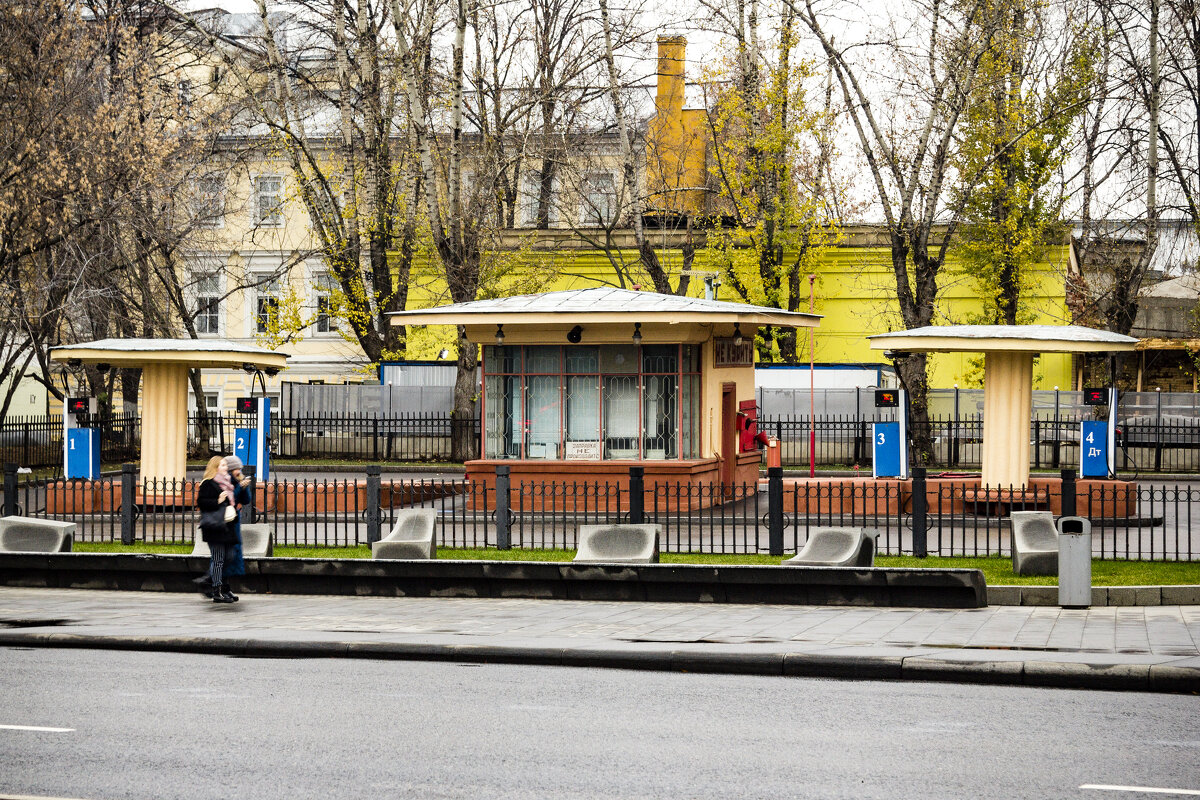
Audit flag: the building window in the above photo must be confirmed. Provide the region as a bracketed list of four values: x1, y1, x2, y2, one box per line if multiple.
[177, 79, 193, 115]
[191, 391, 221, 414]
[193, 274, 221, 335]
[520, 172, 551, 227]
[482, 343, 700, 460]
[580, 172, 616, 226]
[254, 276, 280, 334]
[194, 174, 225, 227]
[255, 176, 284, 227]
[314, 273, 336, 334]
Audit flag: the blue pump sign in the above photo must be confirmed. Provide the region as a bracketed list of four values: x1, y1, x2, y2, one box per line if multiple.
[1080, 420, 1110, 478]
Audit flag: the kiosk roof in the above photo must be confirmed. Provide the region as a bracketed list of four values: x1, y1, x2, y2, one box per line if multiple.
[868, 325, 1138, 353]
[50, 338, 289, 370]
[391, 287, 821, 328]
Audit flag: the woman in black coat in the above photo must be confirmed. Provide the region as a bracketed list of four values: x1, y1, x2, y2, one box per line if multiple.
[196, 455, 238, 604]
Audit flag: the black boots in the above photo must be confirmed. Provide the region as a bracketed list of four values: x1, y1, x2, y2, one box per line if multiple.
[212, 583, 237, 603]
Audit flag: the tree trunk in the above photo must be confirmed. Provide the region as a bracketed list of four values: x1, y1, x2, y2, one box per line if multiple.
[450, 325, 478, 462]
[188, 367, 211, 459]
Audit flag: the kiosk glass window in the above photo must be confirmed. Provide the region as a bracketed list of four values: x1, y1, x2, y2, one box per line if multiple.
[681, 374, 700, 458]
[483, 373, 522, 459]
[482, 343, 701, 461]
[564, 346, 600, 453]
[525, 375, 561, 459]
[525, 346, 560, 374]
[482, 346, 523, 459]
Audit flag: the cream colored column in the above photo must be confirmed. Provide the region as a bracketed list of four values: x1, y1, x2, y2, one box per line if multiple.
[140, 363, 190, 485]
[980, 350, 1034, 489]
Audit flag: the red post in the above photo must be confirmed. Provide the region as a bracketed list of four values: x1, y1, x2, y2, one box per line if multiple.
[767, 436, 781, 470]
[808, 274, 817, 478]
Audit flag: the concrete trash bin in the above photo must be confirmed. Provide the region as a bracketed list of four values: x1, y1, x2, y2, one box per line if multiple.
[1057, 516, 1092, 608]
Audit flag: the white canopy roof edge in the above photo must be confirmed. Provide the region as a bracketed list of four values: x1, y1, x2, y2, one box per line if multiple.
[391, 288, 821, 329]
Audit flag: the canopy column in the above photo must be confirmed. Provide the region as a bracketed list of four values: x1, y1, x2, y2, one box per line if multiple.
[981, 350, 1033, 489]
[141, 363, 190, 485]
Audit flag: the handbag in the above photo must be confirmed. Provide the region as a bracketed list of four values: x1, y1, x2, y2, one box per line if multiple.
[199, 506, 227, 536]
[224, 504, 237, 522]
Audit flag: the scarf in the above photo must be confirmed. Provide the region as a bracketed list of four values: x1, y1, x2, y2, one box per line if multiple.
[214, 468, 235, 499]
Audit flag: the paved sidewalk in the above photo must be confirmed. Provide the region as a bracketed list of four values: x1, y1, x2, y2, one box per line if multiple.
[1, 587, 1198, 693]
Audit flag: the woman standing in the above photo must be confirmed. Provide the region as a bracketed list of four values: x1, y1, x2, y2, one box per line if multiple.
[196, 455, 238, 604]
[219, 455, 252, 594]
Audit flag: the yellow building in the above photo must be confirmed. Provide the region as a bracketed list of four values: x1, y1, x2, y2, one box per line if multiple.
[178, 27, 1075, 413]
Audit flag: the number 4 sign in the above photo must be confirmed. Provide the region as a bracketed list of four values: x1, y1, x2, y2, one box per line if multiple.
[1080, 420, 1110, 478]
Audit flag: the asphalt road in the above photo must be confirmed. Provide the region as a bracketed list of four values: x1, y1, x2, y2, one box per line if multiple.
[2, 648, 1198, 799]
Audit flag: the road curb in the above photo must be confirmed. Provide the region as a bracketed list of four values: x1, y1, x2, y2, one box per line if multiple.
[2, 630, 1196, 694]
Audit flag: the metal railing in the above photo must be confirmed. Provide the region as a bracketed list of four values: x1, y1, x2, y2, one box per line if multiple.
[8, 407, 1200, 474]
[4, 464, 1196, 561]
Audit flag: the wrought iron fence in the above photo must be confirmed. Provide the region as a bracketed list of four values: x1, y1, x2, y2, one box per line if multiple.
[273, 414, 476, 462]
[9, 409, 1200, 475]
[761, 414, 1200, 474]
[3, 465, 1196, 561]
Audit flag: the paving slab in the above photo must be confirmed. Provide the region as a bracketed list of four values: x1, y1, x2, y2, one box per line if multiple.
[0, 587, 1197, 693]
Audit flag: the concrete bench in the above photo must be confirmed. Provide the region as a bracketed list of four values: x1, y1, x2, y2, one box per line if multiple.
[191, 524, 274, 558]
[1010, 511, 1058, 576]
[0, 516, 75, 553]
[574, 524, 660, 564]
[783, 527, 877, 567]
[372, 508, 437, 559]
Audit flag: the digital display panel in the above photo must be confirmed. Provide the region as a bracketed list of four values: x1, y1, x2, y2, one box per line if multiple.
[874, 389, 899, 408]
[1083, 388, 1108, 406]
[236, 397, 256, 414]
[67, 398, 89, 414]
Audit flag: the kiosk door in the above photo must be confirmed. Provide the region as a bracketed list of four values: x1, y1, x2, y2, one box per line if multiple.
[720, 384, 736, 486]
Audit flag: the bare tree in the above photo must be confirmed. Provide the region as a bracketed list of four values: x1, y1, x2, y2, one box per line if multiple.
[392, 0, 486, 460]
[790, 0, 999, 460]
[698, 0, 842, 361]
[1070, 0, 1162, 339]
[1157, 0, 1199, 232]
[586, 0, 694, 296]
[0, 0, 244, 429]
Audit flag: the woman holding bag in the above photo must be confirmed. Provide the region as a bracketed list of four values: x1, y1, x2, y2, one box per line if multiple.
[219, 455, 251, 591]
[196, 455, 238, 604]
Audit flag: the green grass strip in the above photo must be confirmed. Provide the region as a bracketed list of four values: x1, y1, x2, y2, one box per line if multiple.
[70, 542, 1200, 586]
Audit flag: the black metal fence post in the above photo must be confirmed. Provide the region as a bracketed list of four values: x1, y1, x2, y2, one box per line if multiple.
[2, 463, 17, 517]
[495, 465, 511, 550]
[244, 465, 257, 524]
[120, 463, 136, 544]
[1033, 419, 1041, 469]
[952, 386, 960, 467]
[768, 466, 784, 556]
[628, 466, 645, 524]
[1155, 389, 1164, 472]
[911, 466, 928, 558]
[1052, 388, 1061, 468]
[1061, 467, 1076, 518]
[365, 465, 382, 544]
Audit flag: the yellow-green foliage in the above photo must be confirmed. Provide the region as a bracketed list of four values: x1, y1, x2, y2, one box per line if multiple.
[953, 0, 1093, 327]
[698, 40, 840, 361]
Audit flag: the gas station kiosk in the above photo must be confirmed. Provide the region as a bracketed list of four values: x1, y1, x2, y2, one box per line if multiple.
[1080, 386, 1117, 478]
[233, 396, 271, 481]
[64, 396, 100, 480]
[872, 388, 908, 479]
